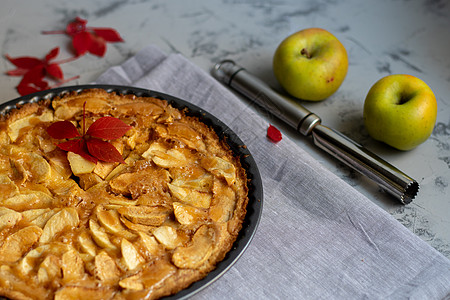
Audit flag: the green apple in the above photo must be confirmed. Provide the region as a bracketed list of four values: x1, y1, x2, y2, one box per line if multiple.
[273, 28, 348, 101]
[363, 74, 437, 151]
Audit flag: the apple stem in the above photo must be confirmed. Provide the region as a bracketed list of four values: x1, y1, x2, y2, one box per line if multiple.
[398, 93, 410, 105]
[82, 101, 86, 136]
[301, 48, 311, 59]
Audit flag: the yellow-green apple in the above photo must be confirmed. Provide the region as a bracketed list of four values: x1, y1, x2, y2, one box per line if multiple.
[272, 28, 348, 101]
[363, 74, 437, 151]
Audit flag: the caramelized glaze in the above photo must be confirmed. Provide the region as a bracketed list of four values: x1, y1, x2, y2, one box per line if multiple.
[0, 89, 248, 300]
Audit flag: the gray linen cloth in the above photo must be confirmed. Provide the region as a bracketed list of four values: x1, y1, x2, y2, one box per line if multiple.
[95, 45, 450, 299]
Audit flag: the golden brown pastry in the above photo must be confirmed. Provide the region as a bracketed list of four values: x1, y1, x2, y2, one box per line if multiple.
[0, 89, 248, 300]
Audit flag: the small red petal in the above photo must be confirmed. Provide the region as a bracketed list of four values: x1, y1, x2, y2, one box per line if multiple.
[86, 138, 125, 163]
[46, 63, 64, 80]
[35, 80, 49, 89]
[16, 77, 49, 96]
[88, 35, 106, 57]
[57, 139, 97, 163]
[49, 75, 80, 89]
[45, 47, 60, 61]
[6, 68, 29, 76]
[47, 121, 81, 139]
[267, 124, 282, 143]
[86, 116, 132, 140]
[17, 84, 41, 96]
[72, 32, 93, 56]
[66, 17, 87, 36]
[19, 65, 46, 86]
[92, 28, 124, 42]
[5, 55, 42, 69]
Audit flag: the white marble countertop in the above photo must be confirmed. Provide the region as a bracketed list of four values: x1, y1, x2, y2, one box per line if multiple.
[1, 0, 449, 264]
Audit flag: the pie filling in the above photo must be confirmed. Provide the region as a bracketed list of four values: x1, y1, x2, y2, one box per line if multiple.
[0, 89, 248, 300]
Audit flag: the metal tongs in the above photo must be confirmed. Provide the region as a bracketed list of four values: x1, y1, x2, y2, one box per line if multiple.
[212, 60, 419, 204]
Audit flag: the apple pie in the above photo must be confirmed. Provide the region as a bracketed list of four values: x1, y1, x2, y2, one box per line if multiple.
[0, 89, 249, 300]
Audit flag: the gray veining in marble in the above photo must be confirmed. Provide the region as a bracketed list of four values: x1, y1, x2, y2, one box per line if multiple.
[1, 0, 449, 261]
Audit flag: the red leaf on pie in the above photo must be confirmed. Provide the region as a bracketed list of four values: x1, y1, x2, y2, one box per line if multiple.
[267, 124, 282, 143]
[47, 102, 132, 164]
[86, 116, 132, 140]
[47, 121, 81, 139]
[57, 139, 98, 163]
[86, 138, 125, 163]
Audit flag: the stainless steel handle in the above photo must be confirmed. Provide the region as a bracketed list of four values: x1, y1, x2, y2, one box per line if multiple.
[212, 60, 419, 204]
[312, 125, 418, 204]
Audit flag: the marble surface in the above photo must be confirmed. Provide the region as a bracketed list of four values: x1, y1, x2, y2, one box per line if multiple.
[0, 0, 449, 264]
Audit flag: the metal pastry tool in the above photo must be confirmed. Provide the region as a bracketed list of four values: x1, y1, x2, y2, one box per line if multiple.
[211, 60, 419, 204]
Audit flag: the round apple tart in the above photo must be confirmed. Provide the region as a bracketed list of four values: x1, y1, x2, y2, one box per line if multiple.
[0, 88, 249, 300]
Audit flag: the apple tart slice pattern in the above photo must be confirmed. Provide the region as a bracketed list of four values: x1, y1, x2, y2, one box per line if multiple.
[0, 89, 249, 300]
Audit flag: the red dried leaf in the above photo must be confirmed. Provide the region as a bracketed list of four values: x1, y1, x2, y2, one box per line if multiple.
[17, 86, 37, 96]
[47, 121, 81, 139]
[86, 138, 125, 163]
[17, 66, 48, 95]
[6, 48, 58, 83]
[86, 116, 132, 140]
[45, 47, 60, 61]
[35, 80, 49, 89]
[21, 65, 46, 83]
[16, 68, 46, 96]
[88, 34, 107, 57]
[66, 17, 87, 36]
[92, 28, 124, 42]
[7, 68, 30, 76]
[43, 17, 123, 57]
[5, 47, 78, 96]
[17, 81, 48, 96]
[5, 55, 42, 69]
[267, 124, 282, 143]
[72, 31, 93, 56]
[57, 139, 98, 163]
[46, 63, 64, 80]
[51, 75, 80, 88]
[16, 76, 79, 96]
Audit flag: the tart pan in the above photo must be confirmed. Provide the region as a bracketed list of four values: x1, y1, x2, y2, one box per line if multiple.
[0, 85, 263, 299]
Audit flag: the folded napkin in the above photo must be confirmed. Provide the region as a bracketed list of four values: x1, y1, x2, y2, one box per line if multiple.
[95, 45, 450, 299]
